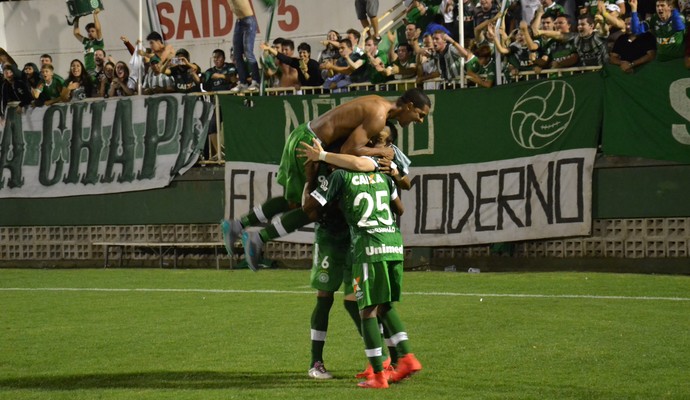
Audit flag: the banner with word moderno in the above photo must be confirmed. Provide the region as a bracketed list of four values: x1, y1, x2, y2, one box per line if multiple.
[0, 94, 213, 198]
[221, 72, 602, 246]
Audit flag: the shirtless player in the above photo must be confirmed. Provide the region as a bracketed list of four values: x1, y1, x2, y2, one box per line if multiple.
[221, 88, 431, 271]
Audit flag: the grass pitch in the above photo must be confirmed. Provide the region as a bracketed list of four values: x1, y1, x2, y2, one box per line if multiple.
[1, 268, 689, 399]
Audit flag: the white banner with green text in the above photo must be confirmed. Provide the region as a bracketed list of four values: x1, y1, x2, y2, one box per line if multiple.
[0, 94, 213, 198]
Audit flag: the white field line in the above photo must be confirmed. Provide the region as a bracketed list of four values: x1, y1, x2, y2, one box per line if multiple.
[1, 287, 689, 302]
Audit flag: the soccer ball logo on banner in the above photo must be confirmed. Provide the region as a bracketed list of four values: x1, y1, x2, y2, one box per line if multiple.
[510, 80, 576, 150]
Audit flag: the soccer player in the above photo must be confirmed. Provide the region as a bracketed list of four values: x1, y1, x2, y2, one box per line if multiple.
[302, 123, 405, 380]
[307, 145, 421, 389]
[221, 88, 431, 271]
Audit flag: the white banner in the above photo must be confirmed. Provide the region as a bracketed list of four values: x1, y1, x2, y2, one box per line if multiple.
[0, 94, 213, 198]
[224, 148, 596, 246]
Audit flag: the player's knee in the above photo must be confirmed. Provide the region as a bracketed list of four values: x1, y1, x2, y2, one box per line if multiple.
[317, 290, 334, 299]
[303, 201, 320, 222]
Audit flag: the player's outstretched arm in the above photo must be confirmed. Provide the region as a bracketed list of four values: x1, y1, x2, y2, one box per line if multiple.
[298, 139, 377, 172]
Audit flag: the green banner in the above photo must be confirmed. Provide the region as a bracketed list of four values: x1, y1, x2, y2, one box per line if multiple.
[219, 74, 602, 246]
[221, 71, 603, 166]
[603, 60, 690, 163]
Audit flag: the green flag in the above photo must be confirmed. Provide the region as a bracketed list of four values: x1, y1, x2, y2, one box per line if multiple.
[602, 60, 690, 163]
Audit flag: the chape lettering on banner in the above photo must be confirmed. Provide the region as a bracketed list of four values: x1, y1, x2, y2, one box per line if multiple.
[0, 94, 213, 198]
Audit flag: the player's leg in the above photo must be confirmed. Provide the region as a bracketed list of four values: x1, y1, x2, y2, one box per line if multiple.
[336, 239, 362, 334]
[382, 321, 399, 366]
[242, 157, 322, 270]
[309, 290, 334, 379]
[358, 305, 388, 389]
[221, 197, 292, 256]
[231, 123, 318, 266]
[354, 261, 391, 389]
[379, 260, 421, 382]
[308, 227, 347, 379]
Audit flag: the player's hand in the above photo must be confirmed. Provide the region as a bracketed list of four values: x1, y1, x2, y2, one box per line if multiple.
[629, 0, 637, 12]
[378, 146, 395, 160]
[377, 158, 396, 175]
[297, 139, 324, 162]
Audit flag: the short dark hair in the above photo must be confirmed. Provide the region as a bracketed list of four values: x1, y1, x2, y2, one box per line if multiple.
[475, 45, 493, 58]
[297, 42, 311, 53]
[176, 48, 190, 60]
[213, 49, 225, 58]
[282, 39, 295, 50]
[273, 37, 285, 45]
[397, 43, 413, 53]
[385, 120, 399, 144]
[339, 38, 353, 49]
[397, 88, 431, 110]
[366, 36, 380, 45]
[146, 31, 163, 42]
[85, 23, 96, 31]
[577, 13, 595, 25]
[346, 28, 361, 41]
[40, 54, 52, 61]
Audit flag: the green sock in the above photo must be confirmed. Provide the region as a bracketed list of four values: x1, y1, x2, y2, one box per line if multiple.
[240, 197, 289, 227]
[310, 296, 334, 366]
[382, 307, 412, 356]
[362, 317, 384, 373]
[343, 300, 362, 336]
[382, 323, 399, 365]
[259, 208, 312, 243]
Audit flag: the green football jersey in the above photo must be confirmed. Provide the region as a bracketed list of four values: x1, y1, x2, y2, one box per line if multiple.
[465, 56, 496, 83]
[82, 37, 104, 74]
[649, 14, 686, 61]
[311, 169, 403, 264]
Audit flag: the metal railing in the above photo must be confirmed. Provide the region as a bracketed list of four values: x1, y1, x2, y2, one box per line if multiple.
[197, 65, 602, 165]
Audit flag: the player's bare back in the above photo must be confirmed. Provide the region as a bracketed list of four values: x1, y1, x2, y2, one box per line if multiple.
[310, 95, 393, 147]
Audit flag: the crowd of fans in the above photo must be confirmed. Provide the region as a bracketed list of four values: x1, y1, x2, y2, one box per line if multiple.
[1, 0, 688, 117]
[260, 0, 689, 92]
[0, 9, 238, 115]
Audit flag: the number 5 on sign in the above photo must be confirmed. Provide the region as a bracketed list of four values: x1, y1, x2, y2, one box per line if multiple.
[277, 0, 299, 31]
